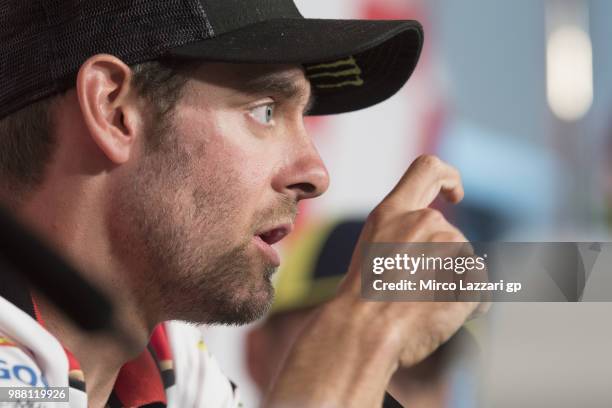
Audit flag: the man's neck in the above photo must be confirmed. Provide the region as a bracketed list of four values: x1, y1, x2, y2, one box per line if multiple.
[12, 185, 155, 407]
[33, 294, 131, 408]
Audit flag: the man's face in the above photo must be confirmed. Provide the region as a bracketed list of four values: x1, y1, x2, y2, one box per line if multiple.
[110, 63, 329, 326]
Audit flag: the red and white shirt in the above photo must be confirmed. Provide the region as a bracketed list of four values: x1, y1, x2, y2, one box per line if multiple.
[0, 292, 242, 407]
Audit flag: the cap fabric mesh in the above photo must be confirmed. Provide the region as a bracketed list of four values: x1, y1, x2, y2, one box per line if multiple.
[0, 0, 213, 119]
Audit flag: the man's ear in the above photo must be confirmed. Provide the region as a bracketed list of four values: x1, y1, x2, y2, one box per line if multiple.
[76, 54, 142, 164]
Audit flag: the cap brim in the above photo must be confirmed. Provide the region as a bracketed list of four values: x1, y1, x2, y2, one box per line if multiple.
[167, 18, 423, 115]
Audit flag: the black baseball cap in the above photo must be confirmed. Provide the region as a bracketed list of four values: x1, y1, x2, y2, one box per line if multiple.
[0, 0, 423, 119]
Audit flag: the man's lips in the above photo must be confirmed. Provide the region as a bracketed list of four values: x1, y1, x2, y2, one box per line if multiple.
[253, 224, 293, 266]
[258, 224, 292, 245]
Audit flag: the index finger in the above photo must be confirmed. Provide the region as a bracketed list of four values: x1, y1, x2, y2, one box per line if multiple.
[383, 155, 464, 211]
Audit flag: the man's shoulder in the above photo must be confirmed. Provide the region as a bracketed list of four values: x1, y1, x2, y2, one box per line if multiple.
[0, 333, 48, 388]
[0, 296, 69, 388]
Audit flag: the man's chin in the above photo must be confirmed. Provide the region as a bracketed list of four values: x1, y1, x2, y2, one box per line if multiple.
[161, 246, 278, 325]
[177, 271, 276, 326]
[207, 285, 275, 326]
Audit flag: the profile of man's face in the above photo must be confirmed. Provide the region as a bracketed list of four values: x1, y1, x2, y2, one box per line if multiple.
[107, 63, 328, 326]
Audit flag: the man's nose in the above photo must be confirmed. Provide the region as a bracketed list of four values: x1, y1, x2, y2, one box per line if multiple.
[273, 137, 330, 202]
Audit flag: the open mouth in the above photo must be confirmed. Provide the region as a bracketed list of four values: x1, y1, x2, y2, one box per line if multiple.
[257, 225, 291, 246]
[253, 224, 293, 266]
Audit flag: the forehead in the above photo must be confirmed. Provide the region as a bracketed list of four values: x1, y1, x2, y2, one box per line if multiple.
[184, 62, 311, 99]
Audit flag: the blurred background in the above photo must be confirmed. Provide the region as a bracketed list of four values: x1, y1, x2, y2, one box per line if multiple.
[203, 0, 612, 406]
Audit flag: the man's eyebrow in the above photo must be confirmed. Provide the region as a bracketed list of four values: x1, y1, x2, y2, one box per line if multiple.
[240, 71, 315, 114]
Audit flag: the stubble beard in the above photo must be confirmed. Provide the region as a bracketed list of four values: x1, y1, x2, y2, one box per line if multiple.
[110, 124, 277, 327]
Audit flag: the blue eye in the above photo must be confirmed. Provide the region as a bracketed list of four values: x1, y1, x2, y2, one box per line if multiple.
[250, 103, 275, 125]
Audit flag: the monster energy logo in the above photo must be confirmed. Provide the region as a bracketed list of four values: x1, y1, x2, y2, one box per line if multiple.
[305, 56, 365, 89]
